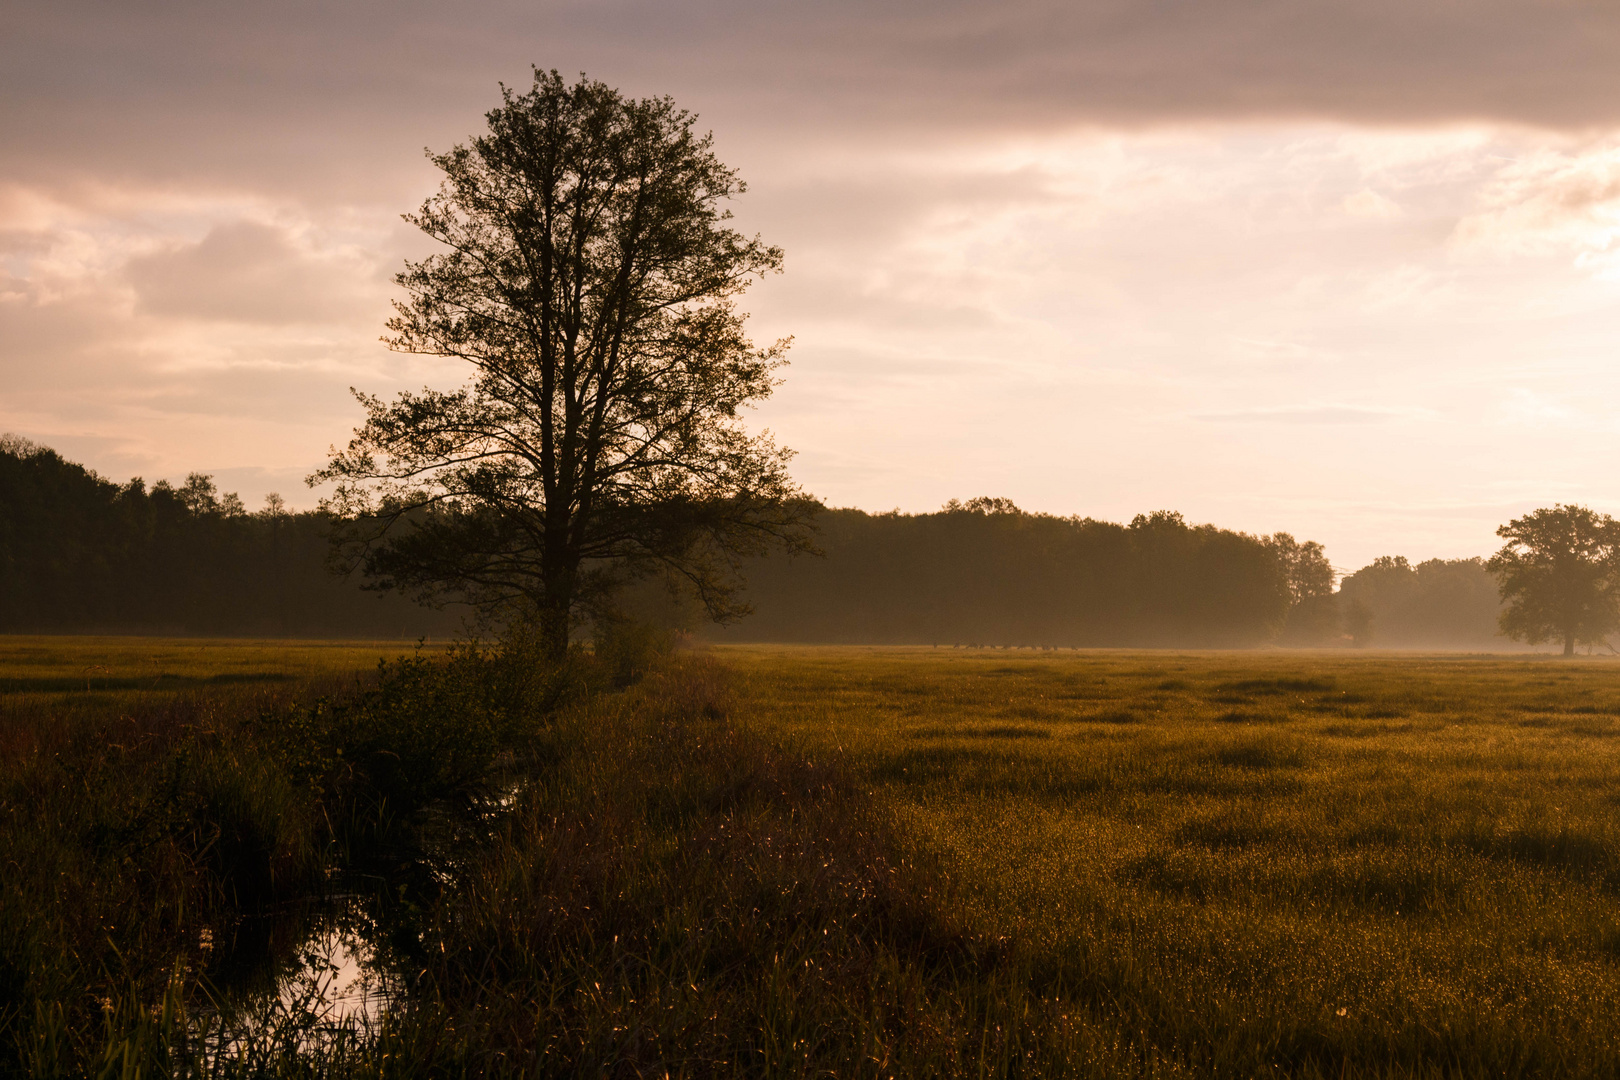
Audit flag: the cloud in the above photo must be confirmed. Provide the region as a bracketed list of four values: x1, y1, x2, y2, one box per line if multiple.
[7, 1, 1620, 208]
[1452, 143, 1620, 260]
[1343, 189, 1401, 219]
[0, 193, 420, 509]
[125, 221, 374, 325]
[1193, 405, 1406, 425]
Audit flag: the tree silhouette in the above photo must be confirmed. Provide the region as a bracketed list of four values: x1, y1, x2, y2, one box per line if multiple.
[0, 437, 458, 637]
[1266, 531, 1338, 643]
[313, 71, 811, 657]
[1488, 504, 1620, 657]
[1336, 556, 1501, 648]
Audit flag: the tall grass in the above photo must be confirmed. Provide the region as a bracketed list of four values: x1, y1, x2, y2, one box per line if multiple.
[11, 642, 1620, 1076]
[0, 636, 544, 1076]
[1, 680, 330, 1055]
[727, 646, 1620, 1076]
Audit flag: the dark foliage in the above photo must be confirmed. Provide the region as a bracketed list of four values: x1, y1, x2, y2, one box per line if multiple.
[706, 503, 1312, 647]
[4, 441, 1345, 648]
[0, 639, 568, 1075]
[0, 437, 457, 637]
[1337, 555, 1504, 647]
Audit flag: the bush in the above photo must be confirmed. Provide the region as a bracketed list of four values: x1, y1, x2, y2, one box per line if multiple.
[592, 619, 677, 688]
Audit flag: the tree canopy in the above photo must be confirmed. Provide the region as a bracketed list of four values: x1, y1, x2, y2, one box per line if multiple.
[313, 71, 810, 655]
[1488, 504, 1620, 656]
[0, 436, 453, 637]
[1337, 556, 1502, 648]
[703, 502, 1319, 647]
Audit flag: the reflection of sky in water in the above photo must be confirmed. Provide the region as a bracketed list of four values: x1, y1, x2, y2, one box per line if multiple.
[199, 912, 396, 1063]
[282, 926, 388, 1028]
[198, 791, 517, 1056]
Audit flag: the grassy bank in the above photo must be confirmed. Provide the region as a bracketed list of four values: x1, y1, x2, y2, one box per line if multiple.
[7, 641, 1620, 1076]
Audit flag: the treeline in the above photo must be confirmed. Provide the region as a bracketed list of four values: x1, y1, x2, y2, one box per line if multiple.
[703, 500, 1330, 648]
[705, 500, 1506, 649]
[1338, 555, 1504, 648]
[0, 437, 458, 637]
[2, 440, 1505, 646]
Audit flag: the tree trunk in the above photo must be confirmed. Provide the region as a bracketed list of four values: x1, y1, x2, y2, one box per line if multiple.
[540, 599, 570, 664]
[540, 526, 575, 663]
[1564, 632, 1576, 658]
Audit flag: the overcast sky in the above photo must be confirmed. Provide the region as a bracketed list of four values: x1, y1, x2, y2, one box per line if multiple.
[6, 1, 1620, 571]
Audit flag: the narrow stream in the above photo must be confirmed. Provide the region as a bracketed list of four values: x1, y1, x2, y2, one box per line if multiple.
[192, 895, 406, 1067]
[192, 778, 524, 1065]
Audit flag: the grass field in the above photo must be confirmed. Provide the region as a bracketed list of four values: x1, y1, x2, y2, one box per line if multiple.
[8, 638, 1620, 1076]
[721, 646, 1620, 1074]
[0, 634, 443, 698]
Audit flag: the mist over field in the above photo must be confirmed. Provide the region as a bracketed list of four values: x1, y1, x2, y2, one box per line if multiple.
[706, 506, 1512, 650]
[4, 438, 1513, 650]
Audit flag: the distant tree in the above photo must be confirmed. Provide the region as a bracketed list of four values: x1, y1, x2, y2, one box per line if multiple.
[944, 496, 1022, 516]
[173, 472, 248, 517]
[1337, 555, 1502, 648]
[1268, 533, 1334, 604]
[1124, 511, 1294, 645]
[1342, 596, 1373, 647]
[313, 71, 811, 658]
[0, 438, 459, 637]
[1337, 556, 1413, 648]
[1267, 532, 1338, 643]
[705, 504, 1294, 647]
[1488, 504, 1620, 657]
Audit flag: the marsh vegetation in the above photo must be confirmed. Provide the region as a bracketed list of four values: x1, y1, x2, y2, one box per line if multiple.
[7, 638, 1620, 1076]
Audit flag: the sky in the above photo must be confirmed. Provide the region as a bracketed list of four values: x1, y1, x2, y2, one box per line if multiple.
[6, 1, 1620, 573]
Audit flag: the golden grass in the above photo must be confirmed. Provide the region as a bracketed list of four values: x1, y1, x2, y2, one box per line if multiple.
[0, 634, 444, 700]
[14, 638, 1620, 1075]
[720, 646, 1620, 1071]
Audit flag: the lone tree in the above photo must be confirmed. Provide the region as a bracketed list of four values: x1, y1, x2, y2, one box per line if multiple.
[1488, 504, 1620, 657]
[313, 70, 811, 657]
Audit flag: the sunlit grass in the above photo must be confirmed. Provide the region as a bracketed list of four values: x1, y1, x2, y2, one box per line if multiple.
[720, 646, 1620, 1073]
[0, 634, 442, 696]
[13, 639, 1620, 1075]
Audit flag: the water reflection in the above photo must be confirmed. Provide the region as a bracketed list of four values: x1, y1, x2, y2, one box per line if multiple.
[194, 898, 402, 1066]
[277, 918, 393, 1030]
[194, 775, 525, 1065]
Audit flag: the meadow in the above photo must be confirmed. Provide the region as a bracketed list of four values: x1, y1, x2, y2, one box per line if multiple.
[725, 646, 1620, 1074]
[0, 635, 445, 699]
[5, 637, 1620, 1077]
